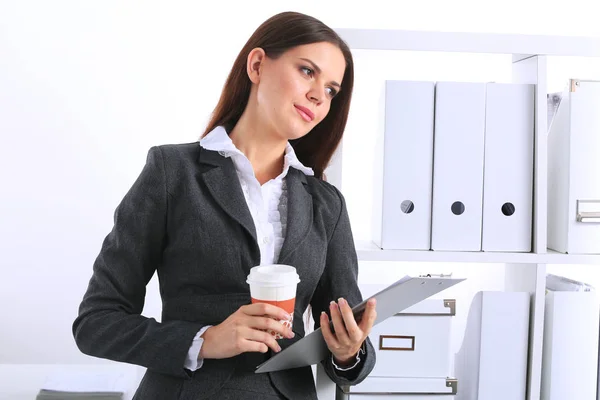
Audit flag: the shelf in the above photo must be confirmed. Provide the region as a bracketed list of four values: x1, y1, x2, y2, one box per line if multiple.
[335, 28, 600, 57]
[541, 250, 600, 265]
[356, 241, 600, 265]
[356, 240, 540, 263]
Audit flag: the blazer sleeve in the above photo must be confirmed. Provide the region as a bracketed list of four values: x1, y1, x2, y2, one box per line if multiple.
[72, 146, 205, 379]
[310, 185, 376, 386]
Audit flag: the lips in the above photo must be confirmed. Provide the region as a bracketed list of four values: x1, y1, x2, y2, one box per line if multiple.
[294, 105, 315, 122]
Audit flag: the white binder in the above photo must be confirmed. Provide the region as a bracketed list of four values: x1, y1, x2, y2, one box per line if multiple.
[375, 80, 435, 250]
[541, 291, 599, 400]
[548, 79, 600, 254]
[454, 291, 530, 400]
[481, 83, 534, 252]
[431, 82, 486, 251]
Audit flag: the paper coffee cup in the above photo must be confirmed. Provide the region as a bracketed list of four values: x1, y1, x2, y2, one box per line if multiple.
[246, 264, 300, 339]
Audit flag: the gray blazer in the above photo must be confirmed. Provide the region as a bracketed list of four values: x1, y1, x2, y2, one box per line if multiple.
[72, 143, 375, 399]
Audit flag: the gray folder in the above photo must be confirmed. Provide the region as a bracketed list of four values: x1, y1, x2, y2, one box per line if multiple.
[36, 390, 123, 399]
[255, 275, 465, 373]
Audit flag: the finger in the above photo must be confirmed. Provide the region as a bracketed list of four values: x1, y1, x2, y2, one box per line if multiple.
[330, 300, 350, 345]
[337, 298, 362, 342]
[320, 311, 339, 350]
[250, 316, 295, 339]
[243, 303, 291, 321]
[358, 298, 377, 334]
[240, 338, 270, 354]
[244, 327, 282, 353]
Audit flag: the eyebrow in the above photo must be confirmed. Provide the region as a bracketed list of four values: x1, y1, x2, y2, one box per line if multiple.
[299, 57, 342, 90]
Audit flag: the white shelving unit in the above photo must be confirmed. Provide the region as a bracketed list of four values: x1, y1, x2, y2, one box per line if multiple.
[317, 28, 600, 400]
[356, 240, 600, 265]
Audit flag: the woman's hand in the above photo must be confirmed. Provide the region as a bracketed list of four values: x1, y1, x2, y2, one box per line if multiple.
[199, 303, 295, 359]
[321, 297, 377, 366]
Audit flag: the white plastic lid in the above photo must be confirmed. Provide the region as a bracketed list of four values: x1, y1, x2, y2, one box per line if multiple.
[246, 264, 300, 288]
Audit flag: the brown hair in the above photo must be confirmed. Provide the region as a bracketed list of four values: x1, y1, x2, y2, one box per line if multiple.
[201, 11, 354, 180]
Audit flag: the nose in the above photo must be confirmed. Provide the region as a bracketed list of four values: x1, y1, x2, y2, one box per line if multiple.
[307, 87, 323, 105]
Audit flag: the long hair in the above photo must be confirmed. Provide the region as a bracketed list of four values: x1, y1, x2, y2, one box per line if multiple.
[201, 11, 354, 180]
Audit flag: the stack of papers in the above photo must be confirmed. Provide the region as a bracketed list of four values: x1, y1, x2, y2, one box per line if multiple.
[36, 390, 123, 399]
[36, 370, 126, 400]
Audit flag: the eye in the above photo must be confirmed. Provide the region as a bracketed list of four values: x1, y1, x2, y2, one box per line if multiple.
[300, 66, 314, 77]
[326, 87, 339, 98]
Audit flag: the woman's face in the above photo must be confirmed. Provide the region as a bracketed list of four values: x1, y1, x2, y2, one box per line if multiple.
[250, 42, 346, 141]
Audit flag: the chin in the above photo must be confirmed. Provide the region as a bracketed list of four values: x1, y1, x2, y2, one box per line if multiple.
[288, 129, 311, 141]
[277, 122, 310, 141]
[292, 120, 317, 139]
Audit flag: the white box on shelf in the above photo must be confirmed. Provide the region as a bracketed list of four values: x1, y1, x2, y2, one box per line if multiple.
[368, 299, 454, 378]
[374, 80, 435, 250]
[431, 82, 486, 251]
[454, 291, 530, 400]
[548, 79, 600, 254]
[541, 291, 599, 400]
[481, 83, 535, 252]
[359, 283, 454, 378]
[336, 377, 457, 400]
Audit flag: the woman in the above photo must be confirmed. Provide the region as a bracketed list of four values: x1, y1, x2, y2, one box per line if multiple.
[73, 11, 377, 400]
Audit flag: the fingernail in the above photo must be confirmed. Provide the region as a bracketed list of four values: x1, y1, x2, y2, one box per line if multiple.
[321, 311, 327, 318]
[330, 300, 337, 309]
[338, 298, 346, 306]
[289, 331, 295, 338]
[277, 346, 282, 352]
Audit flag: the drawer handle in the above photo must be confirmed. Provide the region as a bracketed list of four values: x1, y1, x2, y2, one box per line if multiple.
[576, 200, 600, 223]
[379, 335, 415, 351]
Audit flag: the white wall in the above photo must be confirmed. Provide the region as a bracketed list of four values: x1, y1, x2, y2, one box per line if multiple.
[1, 0, 600, 398]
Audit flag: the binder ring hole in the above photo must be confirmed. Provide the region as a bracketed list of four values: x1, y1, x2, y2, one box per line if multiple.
[451, 201, 465, 215]
[502, 202, 515, 216]
[401, 200, 415, 214]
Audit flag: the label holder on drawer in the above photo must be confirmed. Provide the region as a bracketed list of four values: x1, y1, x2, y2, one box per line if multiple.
[379, 335, 415, 351]
[576, 199, 600, 223]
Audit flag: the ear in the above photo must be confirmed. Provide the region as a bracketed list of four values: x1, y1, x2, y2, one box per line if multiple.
[246, 47, 266, 84]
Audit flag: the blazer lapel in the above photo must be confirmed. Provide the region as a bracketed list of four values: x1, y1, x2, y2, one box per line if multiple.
[197, 147, 257, 243]
[278, 168, 313, 264]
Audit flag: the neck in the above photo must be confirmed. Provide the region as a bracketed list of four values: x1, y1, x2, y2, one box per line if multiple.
[229, 104, 288, 185]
